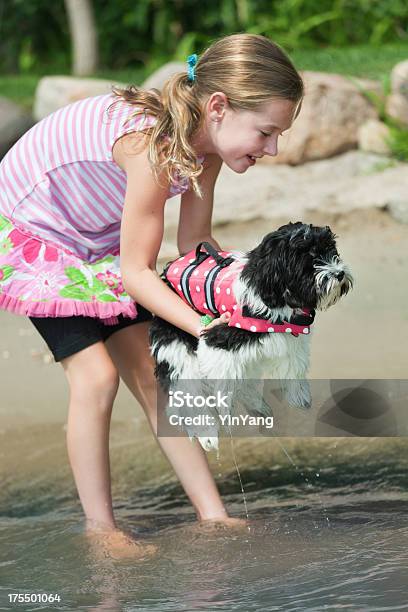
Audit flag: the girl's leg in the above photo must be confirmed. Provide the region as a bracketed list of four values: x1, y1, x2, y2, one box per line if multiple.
[61, 341, 157, 559]
[105, 321, 230, 522]
[61, 341, 120, 529]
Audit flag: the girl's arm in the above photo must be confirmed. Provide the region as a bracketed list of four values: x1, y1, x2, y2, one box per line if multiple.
[177, 153, 223, 254]
[116, 134, 226, 338]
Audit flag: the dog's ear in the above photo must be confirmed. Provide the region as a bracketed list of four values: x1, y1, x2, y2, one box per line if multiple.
[306, 225, 339, 259]
[251, 225, 292, 259]
[242, 229, 288, 309]
[288, 224, 315, 251]
[277, 221, 303, 233]
[288, 224, 338, 258]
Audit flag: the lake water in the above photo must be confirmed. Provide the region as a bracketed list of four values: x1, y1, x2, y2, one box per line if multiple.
[1, 216, 408, 610]
[1, 423, 408, 611]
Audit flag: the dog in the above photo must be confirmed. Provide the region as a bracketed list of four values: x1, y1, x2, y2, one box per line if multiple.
[149, 222, 353, 451]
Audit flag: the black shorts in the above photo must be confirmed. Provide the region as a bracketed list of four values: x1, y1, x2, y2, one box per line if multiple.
[29, 304, 153, 363]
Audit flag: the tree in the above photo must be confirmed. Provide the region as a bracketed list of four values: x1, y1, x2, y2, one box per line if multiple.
[64, 0, 98, 76]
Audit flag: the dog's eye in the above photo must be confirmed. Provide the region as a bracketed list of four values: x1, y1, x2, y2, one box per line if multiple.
[313, 257, 326, 267]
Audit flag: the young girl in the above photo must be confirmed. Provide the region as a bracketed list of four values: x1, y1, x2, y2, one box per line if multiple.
[0, 33, 303, 556]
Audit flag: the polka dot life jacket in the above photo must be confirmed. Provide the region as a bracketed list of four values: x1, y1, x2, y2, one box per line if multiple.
[163, 243, 315, 336]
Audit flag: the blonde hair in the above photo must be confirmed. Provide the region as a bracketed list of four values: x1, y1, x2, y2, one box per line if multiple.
[111, 33, 303, 198]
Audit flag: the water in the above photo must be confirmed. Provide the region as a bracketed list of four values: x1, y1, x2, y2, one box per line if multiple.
[1, 422, 408, 611]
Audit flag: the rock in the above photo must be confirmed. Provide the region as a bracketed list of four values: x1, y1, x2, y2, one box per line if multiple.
[386, 59, 408, 126]
[387, 199, 408, 224]
[32, 65, 186, 122]
[325, 160, 408, 216]
[390, 59, 408, 96]
[163, 151, 407, 232]
[386, 93, 408, 126]
[142, 62, 185, 91]
[263, 71, 380, 165]
[33, 76, 127, 120]
[0, 97, 34, 159]
[358, 119, 391, 155]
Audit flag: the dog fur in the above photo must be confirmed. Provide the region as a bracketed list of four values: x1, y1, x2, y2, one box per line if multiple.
[149, 222, 353, 451]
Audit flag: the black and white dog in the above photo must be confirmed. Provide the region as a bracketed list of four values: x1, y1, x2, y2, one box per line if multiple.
[149, 222, 353, 450]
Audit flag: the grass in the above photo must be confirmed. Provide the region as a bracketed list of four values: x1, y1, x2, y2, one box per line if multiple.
[1, 42, 408, 110]
[0, 75, 42, 110]
[387, 122, 408, 161]
[0, 68, 146, 111]
[290, 43, 408, 81]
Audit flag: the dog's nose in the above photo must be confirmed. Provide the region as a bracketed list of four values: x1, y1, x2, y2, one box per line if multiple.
[335, 271, 345, 281]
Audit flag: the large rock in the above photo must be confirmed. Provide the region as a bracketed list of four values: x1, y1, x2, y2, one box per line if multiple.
[387, 199, 408, 224]
[0, 97, 34, 159]
[386, 93, 408, 126]
[142, 61, 185, 90]
[358, 119, 391, 155]
[163, 151, 408, 233]
[264, 72, 381, 165]
[386, 59, 408, 126]
[33, 76, 127, 120]
[32, 65, 186, 122]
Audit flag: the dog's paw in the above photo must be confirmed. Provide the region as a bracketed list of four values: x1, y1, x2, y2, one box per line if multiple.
[283, 379, 312, 410]
[197, 436, 219, 452]
[291, 396, 312, 411]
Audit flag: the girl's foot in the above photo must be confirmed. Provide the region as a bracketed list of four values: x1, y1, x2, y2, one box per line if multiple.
[198, 515, 249, 530]
[85, 521, 157, 560]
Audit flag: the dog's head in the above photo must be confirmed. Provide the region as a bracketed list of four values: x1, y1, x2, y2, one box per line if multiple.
[240, 222, 353, 312]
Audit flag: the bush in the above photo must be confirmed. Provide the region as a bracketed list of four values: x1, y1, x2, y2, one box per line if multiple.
[0, 0, 70, 73]
[358, 76, 408, 162]
[1, 0, 407, 74]
[387, 121, 408, 161]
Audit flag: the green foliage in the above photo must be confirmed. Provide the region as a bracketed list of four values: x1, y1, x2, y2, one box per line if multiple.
[0, 0, 70, 73]
[0, 0, 408, 74]
[355, 75, 408, 162]
[364, 159, 398, 174]
[387, 121, 408, 162]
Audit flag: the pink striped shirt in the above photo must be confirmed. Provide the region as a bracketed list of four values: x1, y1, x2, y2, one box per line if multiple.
[0, 94, 203, 263]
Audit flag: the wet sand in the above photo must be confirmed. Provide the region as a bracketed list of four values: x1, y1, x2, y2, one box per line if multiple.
[1, 210, 407, 428]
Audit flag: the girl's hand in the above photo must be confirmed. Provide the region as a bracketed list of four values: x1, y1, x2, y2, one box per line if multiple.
[198, 312, 231, 337]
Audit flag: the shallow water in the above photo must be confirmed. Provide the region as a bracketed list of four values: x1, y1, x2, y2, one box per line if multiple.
[1, 215, 408, 610]
[1, 423, 408, 611]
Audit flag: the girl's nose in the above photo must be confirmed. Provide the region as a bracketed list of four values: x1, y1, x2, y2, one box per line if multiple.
[263, 136, 278, 157]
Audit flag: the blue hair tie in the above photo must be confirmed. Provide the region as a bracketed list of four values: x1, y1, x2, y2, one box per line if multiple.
[187, 53, 198, 82]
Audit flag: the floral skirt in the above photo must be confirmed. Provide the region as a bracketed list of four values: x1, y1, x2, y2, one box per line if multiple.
[0, 213, 138, 325]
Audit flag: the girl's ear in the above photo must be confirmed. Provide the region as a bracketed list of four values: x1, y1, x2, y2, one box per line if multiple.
[207, 92, 228, 120]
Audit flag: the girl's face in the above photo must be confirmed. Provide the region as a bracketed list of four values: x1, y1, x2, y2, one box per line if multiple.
[199, 93, 299, 172]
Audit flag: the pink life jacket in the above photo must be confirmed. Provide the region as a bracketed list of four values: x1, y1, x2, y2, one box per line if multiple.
[163, 243, 314, 336]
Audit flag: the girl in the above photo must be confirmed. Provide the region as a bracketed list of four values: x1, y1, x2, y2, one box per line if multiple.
[0, 33, 303, 556]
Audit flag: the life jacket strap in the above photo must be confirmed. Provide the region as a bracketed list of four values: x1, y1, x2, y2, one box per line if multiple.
[195, 242, 235, 268]
[194, 242, 235, 314]
[179, 251, 209, 308]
